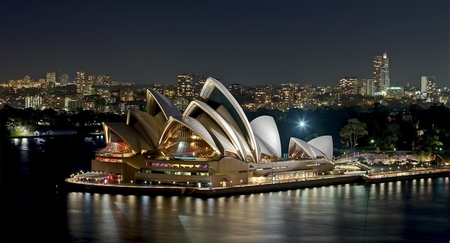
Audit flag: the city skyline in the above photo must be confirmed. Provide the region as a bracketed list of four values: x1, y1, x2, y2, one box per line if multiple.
[1, 0, 448, 87]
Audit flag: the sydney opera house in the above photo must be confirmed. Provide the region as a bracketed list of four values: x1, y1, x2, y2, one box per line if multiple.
[91, 77, 335, 187]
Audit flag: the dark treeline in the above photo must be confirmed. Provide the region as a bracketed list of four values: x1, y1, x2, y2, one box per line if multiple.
[1, 103, 449, 159]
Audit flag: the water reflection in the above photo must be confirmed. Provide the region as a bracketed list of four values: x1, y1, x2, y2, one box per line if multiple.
[58, 178, 449, 243]
[6, 138, 449, 242]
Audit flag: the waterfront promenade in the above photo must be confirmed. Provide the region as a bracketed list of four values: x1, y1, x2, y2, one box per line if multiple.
[62, 167, 450, 197]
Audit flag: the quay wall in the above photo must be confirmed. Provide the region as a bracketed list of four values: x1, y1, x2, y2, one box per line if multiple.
[62, 171, 449, 198]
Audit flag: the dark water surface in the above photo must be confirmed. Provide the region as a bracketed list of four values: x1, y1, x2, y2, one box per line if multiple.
[2, 137, 449, 243]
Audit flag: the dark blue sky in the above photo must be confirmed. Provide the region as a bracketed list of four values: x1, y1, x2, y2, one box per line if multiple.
[1, 0, 448, 87]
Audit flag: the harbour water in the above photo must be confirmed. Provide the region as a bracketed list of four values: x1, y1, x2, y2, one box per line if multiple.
[2, 136, 449, 242]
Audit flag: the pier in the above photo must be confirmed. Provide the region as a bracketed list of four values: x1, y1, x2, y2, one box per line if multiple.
[62, 167, 450, 197]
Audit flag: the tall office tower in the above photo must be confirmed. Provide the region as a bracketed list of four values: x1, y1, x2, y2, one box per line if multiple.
[361, 79, 375, 96]
[177, 73, 206, 97]
[59, 73, 70, 86]
[339, 77, 358, 95]
[75, 71, 86, 96]
[177, 74, 195, 98]
[176, 73, 206, 110]
[46, 71, 56, 90]
[420, 76, 436, 93]
[373, 52, 390, 92]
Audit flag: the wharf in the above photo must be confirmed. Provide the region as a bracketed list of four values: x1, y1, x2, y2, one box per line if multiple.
[61, 168, 450, 197]
[63, 175, 364, 197]
[362, 168, 450, 183]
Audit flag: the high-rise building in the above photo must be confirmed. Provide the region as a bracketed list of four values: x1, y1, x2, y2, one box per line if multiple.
[75, 71, 86, 97]
[361, 79, 375, 96]
[46, 71, 56, 90]
[176, 73, 206, 110]
[59, 73, 70, 86]
[339, 77, 358, 95]
[373, 52, 390, 92]
[420, 76, 436, 93]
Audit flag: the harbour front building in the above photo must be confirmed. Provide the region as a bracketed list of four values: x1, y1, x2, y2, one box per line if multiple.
[91, 77, 335, 188]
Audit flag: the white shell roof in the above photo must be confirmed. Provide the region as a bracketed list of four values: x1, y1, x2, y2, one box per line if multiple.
[147, 89, 181, 120]
[199, 77, 260, 162]
[209, 128, 239, 157]
[250, 115, 282, 158]
[255, 136, 276, 156]
[307, 135, 333, 161]
[288, 136, 331, 160]
[184, 99, 252, 161]
[129, 110, 163, 148]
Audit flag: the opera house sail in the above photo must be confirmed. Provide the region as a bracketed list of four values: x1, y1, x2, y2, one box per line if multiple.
[92, 77, 335, 187]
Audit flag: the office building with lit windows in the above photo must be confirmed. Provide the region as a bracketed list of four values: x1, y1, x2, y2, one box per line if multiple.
[91, 77, 335, 188]
[373, 52, 390, 93]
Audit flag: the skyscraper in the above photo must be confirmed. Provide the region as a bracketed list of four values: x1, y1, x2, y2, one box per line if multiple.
[46, 71, 56, 90]
[420, 76, 436, 93]
[75, 71, 86, 97]
[59, 73, 69, 86]
[373, 52, 390, 93]
[361, 79, 375, 96]
[175, 73, 206, 110]
[339, 77, 358, 95]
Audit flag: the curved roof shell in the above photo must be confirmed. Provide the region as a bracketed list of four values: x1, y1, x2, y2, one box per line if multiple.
[288, 136, 332, 160]
[146, 89, 181, 120]
[307, 135, 333, 161]
[199, 77, 260, 162]
[184, 99, 253, 161]
[127, 110, 164, 149]
[103, 122, 153, 153]
[250, 115, 282, 158]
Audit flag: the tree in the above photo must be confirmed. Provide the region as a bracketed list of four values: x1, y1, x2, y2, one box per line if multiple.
[340, 118, 368, 150]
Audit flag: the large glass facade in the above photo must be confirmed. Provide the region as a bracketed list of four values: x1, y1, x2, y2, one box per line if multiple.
[159, 123, 220, 160]
[98, 131, 134, 157]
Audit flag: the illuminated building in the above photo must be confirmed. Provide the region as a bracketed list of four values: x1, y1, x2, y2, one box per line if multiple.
[420, 76, 436, 93]
[92, 77, 335, 187]
[361, 79, 374, 96]
[59, 73, 70, 86]
[339, 77, 358, 95]
[373, 52, 390, 92]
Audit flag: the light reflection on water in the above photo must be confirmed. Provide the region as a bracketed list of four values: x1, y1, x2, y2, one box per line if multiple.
[61, 178, 449, 243]
[6, 138, 450, 242]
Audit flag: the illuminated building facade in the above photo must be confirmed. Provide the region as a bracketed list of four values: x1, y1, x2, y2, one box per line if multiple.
[92, 77, 335, 187]
[373, 52, 390, 93]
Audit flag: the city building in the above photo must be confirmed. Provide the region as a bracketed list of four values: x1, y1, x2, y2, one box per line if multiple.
[361, 79, 375, 96]
[59, 73, 70, 86]
[373, 52, 390, 93]
[339, 77, 358, 95]
[92, 77, 335, 187]
[25, 95, 43, 109]
[420, 76, 436, 93]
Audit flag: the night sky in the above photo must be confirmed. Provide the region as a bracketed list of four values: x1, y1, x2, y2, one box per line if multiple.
[0, 0, 448, 87]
